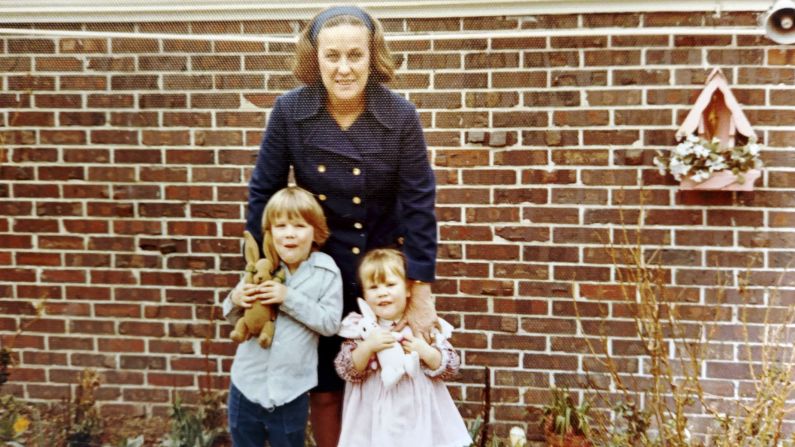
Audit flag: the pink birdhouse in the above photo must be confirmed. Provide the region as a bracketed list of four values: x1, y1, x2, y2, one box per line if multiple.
[676, 67, 757, 149]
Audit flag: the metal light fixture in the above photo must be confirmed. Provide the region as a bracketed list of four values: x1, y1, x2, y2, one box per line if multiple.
[761, 0, 795, 44]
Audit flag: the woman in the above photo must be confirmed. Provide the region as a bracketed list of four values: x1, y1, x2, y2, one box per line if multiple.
[245, 6, 439, 446]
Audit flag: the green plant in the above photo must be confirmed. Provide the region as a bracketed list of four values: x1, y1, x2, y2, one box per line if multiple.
[0, 394, 31, 446]
[467, 416, 484, 447]
[65, 369, 104, 447]
[543, 387, 591, 438]
[107, 435, 145, 447]
[159, 394, 223, 447]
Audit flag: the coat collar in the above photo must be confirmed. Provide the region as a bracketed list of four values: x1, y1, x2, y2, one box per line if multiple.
[292, 82, 396, 129]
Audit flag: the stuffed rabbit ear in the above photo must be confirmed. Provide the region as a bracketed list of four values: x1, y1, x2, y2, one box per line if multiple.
[243, 231, 259, 264]
[357, 298, 376, 322]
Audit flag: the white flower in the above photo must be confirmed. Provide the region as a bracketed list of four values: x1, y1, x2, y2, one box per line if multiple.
[686, 134, 700, 143]
[708, 159, 727, 171]
[690, 170, 711, 182]
[653, 156, 667, 175]
[673, 142, 692, 157]
[669, 158, 689, 178]
[693, 143, 711, 158]
[509, 426, 527, 447]
[747, 143, 760, 156]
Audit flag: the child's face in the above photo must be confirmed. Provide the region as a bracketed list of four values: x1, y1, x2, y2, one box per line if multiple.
[362, 269, 409, 321]
[270, 214, 314, 273]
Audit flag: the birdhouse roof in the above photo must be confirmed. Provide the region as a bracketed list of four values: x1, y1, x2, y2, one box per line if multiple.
[675, 67, 756, 140]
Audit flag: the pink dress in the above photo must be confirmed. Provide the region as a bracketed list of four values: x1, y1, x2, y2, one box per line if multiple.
[334, 314, 472, 447]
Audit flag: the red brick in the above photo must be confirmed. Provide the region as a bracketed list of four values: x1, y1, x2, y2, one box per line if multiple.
[14, 111, 54, 126]
[466, 244, 520, 260]
[40, 129, 86, 144]
[465, 351, 519, 367]
[36, 57, 83, 72]
[87, 56, 135, 72]
[551, 36, 607, 48]
[434, 73, 487, 89]
[91, 130, 138, 145]
[494, 187, 548, 204]
[9, 39, 55, 53]
[99, 338, 145, 353]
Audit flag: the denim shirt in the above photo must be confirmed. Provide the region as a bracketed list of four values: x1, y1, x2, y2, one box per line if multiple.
[223, 251, 343, 409]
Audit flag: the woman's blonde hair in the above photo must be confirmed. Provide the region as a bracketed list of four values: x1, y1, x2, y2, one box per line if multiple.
[261, 186, 330, 266]
[358, 248, 407, 288]
[293, 8, 395, 85]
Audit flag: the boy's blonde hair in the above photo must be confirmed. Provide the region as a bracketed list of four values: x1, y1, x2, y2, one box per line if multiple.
[358, 248, 407, 287]
[293, 9, 395, 85]
[262, 186, 330, 266]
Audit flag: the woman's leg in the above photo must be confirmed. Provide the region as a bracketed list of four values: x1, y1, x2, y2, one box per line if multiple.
[310, 390, 343, 447]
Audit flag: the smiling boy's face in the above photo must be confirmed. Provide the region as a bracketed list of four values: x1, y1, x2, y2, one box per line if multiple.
[362, 269, 409, 321]
[270, 214, 314, 273]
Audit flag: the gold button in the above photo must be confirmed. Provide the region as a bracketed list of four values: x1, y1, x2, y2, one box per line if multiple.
[317, 165, 326, 173]
[352, 247, 361, 254]
[318, 194, 327, 201]
[352, 196, 361, 205]
[352, 168, 361, 176]
[354, 222, 363, 229]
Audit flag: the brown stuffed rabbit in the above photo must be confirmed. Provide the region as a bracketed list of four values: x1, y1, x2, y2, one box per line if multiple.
[230, 230, 285, 348]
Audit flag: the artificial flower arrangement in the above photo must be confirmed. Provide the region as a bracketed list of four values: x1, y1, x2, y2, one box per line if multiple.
[653, 134, 763, 190]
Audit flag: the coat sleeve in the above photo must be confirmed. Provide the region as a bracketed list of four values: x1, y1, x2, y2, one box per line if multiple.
[278, 267, 343, 337]
[246, 96, 291, 246]
[397, 106, 437, 282]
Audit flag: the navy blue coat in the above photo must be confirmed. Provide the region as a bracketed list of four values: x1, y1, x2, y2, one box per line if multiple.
[246, 82, 437, 314]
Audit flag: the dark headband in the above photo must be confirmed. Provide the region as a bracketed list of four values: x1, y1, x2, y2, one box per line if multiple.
[309, 6, 374, 44]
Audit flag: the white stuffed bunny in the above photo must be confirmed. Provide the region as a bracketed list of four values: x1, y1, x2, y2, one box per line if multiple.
[339, 298, 420, 389]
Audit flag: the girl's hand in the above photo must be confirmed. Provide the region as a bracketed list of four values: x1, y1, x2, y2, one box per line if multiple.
[400, 332, 433, 357]
[232, 284, 260, 308]
[401, 333, 442, 370]
[257, 280, 288, 305]
[362, 328, 397, 355]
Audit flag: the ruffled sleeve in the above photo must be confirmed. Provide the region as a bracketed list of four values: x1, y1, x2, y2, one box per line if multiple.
[334, 340, 375, 383]
[422, 318, 460, 381]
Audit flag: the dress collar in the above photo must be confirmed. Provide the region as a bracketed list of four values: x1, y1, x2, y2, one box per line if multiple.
[292, 81, 396, 129]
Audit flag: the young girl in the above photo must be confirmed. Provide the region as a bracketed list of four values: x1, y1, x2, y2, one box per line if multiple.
[334, 249, 471, 447]
[223, 186, 343, 447]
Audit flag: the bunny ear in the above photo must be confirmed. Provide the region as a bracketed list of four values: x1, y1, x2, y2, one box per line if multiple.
[243, 231, 259, 264]
[357, 298, 376, 322]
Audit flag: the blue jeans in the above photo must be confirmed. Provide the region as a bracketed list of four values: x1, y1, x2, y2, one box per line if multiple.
[228, 384, 309, 447]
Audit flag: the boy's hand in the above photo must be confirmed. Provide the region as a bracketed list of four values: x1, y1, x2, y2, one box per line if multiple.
[361, 328, 397, 355]
[232, 284, 260, 308]
[257, 280, 288, 305]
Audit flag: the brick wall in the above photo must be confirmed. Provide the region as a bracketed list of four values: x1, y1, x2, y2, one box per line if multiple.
[2, 10, 795, 439]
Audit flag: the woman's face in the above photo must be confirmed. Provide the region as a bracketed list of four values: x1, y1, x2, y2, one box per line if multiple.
[316, 23, 370, 106]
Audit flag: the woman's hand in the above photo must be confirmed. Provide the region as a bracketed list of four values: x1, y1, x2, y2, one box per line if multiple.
[400, 332, 442, 370]
[257, 280, 288, 305]
[398, 281, 438, 342]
